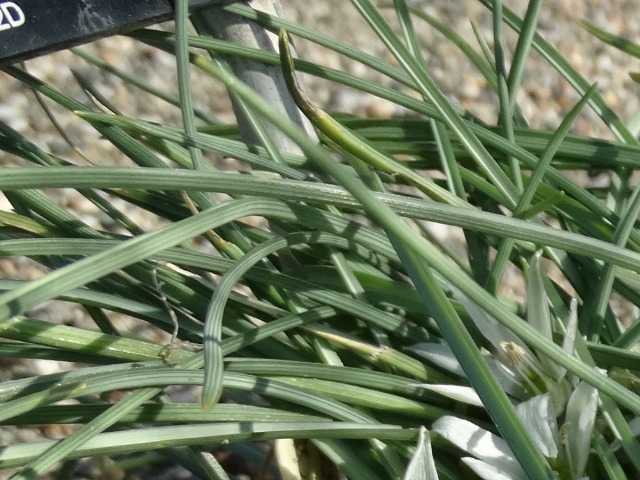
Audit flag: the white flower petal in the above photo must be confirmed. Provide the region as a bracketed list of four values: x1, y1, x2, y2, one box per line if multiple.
[414, 384, 483, 407]
[452, 287, 532, 358]
[565, 380, 599, 478]
[526, 251, 561, 378]
[516, 394, 559, 458]
[561, 299, 579, 358]
[526, 251, 554, 343]
[408, 343, 527, 399]
[432, 416, 526, 478]
[403, 426, 438, 480]
[547, 379, 572, 416]
[485, 357, 529, 400]
[407, 343, 466, 377]
[462, 457, 528, 480]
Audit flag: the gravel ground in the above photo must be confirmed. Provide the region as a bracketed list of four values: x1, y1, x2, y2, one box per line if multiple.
[2, 1, 640, 149]
[1, 0, 640, 478]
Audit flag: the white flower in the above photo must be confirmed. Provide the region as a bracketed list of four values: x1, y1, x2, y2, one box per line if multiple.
[403, 426, 439, 480]
[410, 251, 600, 479]
[432, 416, 528, 480]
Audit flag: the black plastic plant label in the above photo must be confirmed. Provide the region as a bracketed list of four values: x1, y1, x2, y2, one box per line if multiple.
[0, 0, 232, 66]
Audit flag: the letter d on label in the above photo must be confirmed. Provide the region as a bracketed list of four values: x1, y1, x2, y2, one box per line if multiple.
[1, 2, 25, 28]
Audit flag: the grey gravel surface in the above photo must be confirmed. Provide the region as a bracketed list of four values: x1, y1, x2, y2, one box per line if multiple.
[2, 1, 640, 148]
[1, 1, 640, 478]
